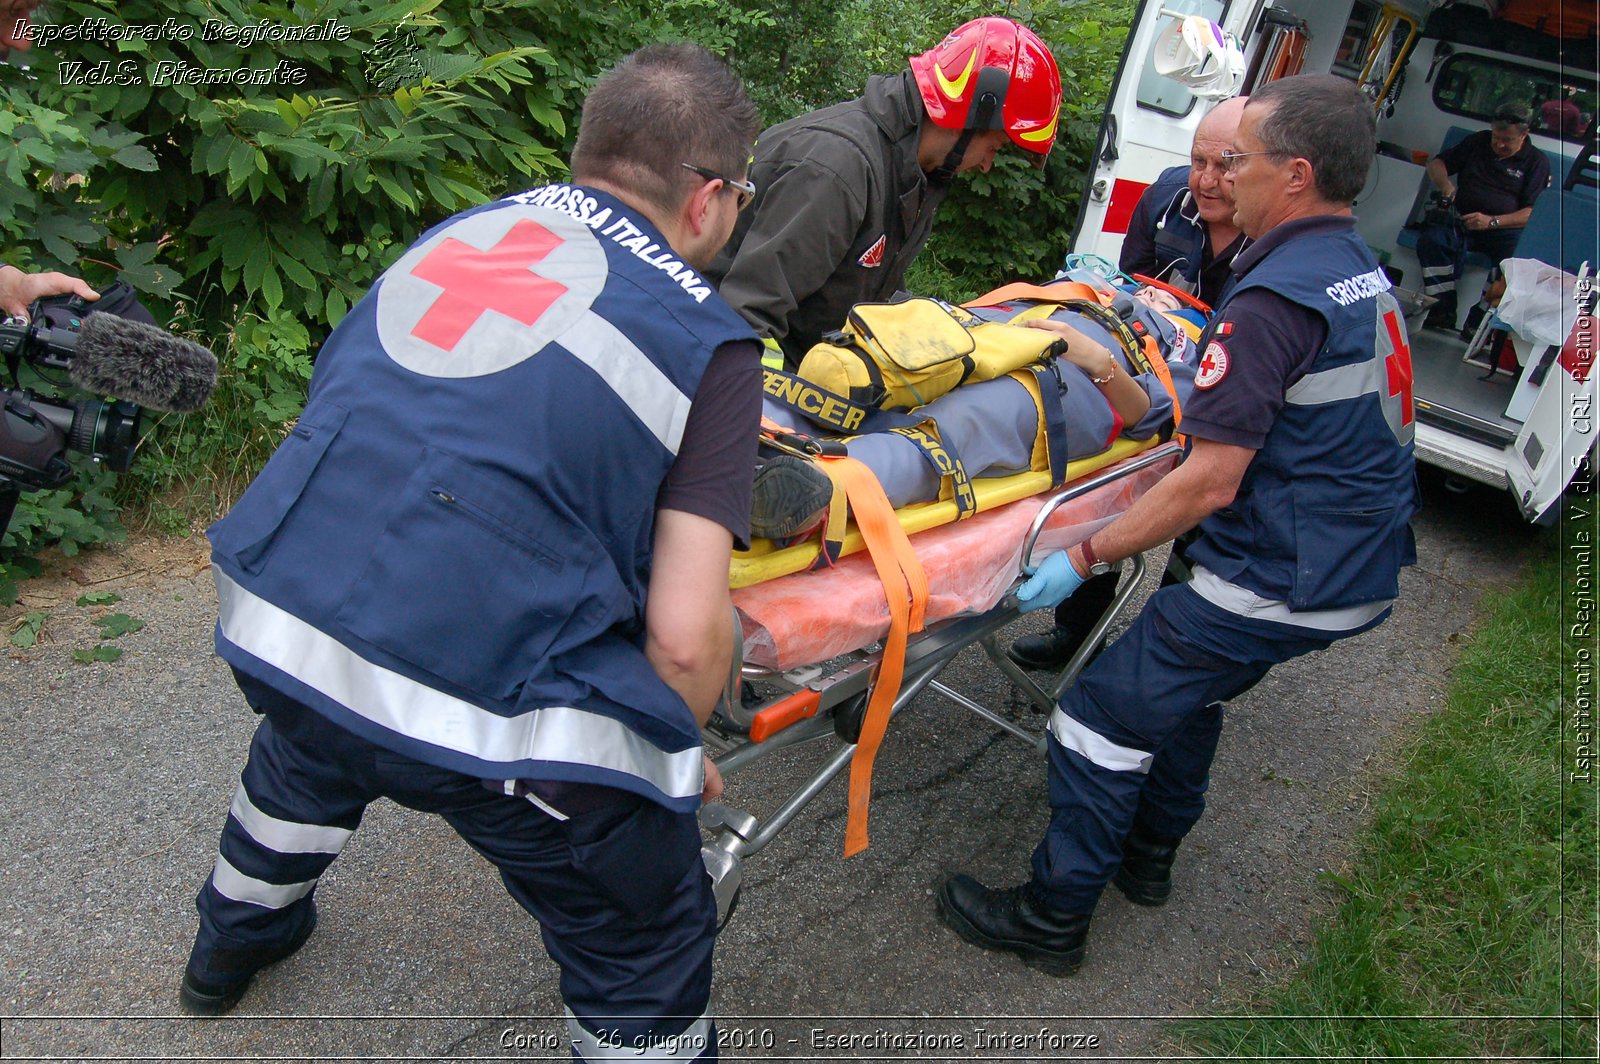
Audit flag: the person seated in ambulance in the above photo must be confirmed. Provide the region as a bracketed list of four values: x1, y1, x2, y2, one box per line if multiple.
[1417, 102, 1551, 337]
[748, 283, 1200, 540]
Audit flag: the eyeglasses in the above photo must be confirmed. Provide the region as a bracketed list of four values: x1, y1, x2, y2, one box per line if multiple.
[681, 163, 756, 211]
[1219, 149, 1284, 172]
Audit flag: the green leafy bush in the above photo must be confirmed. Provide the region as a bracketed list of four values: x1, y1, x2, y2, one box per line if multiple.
[0, 0, 1135, 586]
[0, 0, 664, 555]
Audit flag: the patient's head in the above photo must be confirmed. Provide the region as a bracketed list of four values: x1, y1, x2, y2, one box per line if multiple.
[1133, 284, 1184, 313]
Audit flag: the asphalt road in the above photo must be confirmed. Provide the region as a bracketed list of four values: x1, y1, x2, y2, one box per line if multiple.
[0, 467, 1547, 1062]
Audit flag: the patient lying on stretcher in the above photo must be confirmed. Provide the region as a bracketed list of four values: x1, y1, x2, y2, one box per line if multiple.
[749, 281, 1204, 541]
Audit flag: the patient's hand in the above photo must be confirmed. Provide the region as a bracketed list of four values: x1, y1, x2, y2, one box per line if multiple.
[1024, 318, 1118, 382]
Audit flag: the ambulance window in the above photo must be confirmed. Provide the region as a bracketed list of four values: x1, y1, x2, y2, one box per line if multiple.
[1331, 1, 1381, 78]
[1137, 0, 1230, 118]
[1433, 54, 1596, 145]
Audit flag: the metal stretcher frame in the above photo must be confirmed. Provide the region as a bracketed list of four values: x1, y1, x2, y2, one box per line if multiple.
[698, 441, 1184, 924]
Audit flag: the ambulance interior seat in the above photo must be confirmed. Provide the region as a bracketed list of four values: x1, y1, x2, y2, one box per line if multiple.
[1460, 132, 1597, 368]
[1513, 119, 1597, 274]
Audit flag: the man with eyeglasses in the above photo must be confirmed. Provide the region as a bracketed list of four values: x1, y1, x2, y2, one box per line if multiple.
[1416, 101, 1550, 336]
[706, 16, 1063, 372]
[1117, 94, 1250, 309]
[180, 44, 763, 1059]
[1008, 94, 1249, 675]
[938, 74, 1417, 980]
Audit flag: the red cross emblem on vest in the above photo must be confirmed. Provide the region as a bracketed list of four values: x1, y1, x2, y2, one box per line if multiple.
[1381, 309, 1414, 426]
[409, 219, 569, 351]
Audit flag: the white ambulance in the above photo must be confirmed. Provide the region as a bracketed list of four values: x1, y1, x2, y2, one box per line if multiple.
[1069, 0, 1597, 523]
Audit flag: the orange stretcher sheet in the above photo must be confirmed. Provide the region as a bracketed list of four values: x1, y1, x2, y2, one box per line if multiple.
[732, 445, 1179, 671]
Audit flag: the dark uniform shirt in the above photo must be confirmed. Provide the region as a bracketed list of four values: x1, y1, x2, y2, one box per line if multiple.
[657, 340, 762, 549]
[1437, 129, 1551, 218]
[706, 70, 947, 369]
[1179, 217, 1337, 451]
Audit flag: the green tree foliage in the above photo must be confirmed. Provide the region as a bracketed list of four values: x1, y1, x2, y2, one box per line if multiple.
[714, 0, 1136, 298]
[13, 0, 602, 327]
[0, 0, 1134, 586]
[0, 0, 690, 567]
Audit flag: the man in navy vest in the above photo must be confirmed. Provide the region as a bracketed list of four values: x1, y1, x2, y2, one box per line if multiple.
[938, 74, 1418, 977]
[179, 44, 763, 1059]
[1117, 94, 1250, 308]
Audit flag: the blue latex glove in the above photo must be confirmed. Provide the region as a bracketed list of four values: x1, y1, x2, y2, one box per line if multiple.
[1015, 550, 1086, 613]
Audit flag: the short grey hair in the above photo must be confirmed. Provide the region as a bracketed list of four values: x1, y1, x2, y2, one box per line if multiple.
[1248, 74, 1375, 205]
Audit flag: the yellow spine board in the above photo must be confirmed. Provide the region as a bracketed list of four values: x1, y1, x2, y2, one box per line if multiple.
[729, 434, 1159, 589]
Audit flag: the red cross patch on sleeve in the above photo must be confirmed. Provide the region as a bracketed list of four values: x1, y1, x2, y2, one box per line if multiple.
[1196, 340, 1230, 388]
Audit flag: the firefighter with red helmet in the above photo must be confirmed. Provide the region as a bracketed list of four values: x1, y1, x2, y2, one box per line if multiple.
[707, 17, 1062, 371]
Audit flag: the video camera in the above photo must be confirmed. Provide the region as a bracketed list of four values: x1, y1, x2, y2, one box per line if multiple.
[0, 279, 217, 523]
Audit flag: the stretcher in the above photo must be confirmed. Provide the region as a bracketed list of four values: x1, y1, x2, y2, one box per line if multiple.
[699, 438, 1184, 925]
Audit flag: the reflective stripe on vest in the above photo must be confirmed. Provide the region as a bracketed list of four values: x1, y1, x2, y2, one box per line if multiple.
[215, 567, 704, 802]
[559, 311, 694, 453]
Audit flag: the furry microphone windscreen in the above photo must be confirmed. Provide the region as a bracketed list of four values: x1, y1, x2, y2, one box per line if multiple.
[71, 314, 219, 413]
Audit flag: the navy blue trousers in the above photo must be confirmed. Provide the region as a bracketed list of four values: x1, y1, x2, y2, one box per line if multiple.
[1031, 583, 1335, 913]
[190, 674, 717, 1060]
[1416, 222, 1519, 321]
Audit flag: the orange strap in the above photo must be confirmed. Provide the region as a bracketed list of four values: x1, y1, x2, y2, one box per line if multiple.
[816, 456, 928, 857]
[962, 280, 1112, 309]
[1138, 333, 1184, 439]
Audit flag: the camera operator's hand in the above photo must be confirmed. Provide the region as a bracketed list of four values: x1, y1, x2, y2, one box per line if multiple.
[0, 265, 98, 322]
[0, 0, 41, 52]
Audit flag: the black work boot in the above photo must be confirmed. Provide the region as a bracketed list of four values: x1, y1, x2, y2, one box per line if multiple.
[179, 902, 319, 1016]
[1422, 302, 1457, 332]
[1006, 625, 1089, 671]
[936, 874, 1089, 976]
[1112, 824, 1184, 907]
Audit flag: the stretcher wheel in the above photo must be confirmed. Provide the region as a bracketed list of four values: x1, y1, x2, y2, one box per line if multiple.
[832, 691, 869, 743]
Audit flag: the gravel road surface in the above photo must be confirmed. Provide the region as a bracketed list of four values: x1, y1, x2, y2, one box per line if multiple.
[0, 467, 1545, 1062]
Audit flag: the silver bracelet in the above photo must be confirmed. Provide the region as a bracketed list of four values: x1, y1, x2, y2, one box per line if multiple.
[1090, 365, 1116, 385]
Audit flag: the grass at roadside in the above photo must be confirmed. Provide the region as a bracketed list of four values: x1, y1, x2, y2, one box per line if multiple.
[1174, 501, 1596, 1058]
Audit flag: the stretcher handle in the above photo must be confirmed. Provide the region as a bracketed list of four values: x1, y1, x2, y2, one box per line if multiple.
[1019, 442, 1183, 573]
[749, 688, 823, 743]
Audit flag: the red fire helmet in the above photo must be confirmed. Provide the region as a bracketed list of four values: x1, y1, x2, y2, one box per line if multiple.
[910, 17, 1063, 165]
